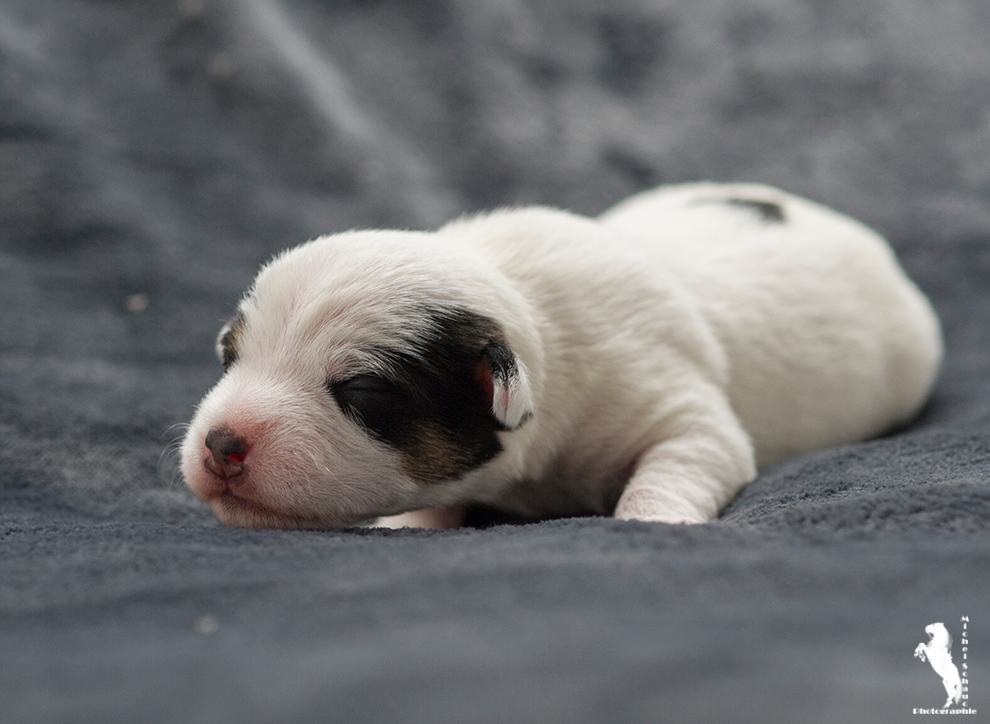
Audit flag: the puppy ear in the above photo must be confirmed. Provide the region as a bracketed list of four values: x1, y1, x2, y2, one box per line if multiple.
[215, 310, 245, 369]
[478, 340, 533, 430]
[418, 307, 534, 433]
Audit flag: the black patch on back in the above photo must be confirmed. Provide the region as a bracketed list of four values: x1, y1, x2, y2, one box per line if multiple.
[695, 196, 787, 224]
[726, 197, 786, 223]
[329, 308, 520, 485]
[218, 310, 246, 370]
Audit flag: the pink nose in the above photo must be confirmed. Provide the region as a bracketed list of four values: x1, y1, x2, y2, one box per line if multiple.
[204, 428, 251, 480]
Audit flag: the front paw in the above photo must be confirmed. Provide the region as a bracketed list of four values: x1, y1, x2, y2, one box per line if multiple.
[373, 506, 466, 529]
[613, 488, 712, 524]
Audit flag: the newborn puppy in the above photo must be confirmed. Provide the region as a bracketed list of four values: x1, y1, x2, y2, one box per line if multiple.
[180, 183, 942, 529]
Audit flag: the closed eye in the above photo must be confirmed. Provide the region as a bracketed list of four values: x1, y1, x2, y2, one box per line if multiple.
[329, 374, 411, 443]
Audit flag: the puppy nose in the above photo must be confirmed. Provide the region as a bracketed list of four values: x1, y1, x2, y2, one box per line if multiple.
[204, 428, 251, 480]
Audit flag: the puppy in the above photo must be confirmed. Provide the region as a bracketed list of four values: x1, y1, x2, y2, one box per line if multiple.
[180, 183, 942, 529]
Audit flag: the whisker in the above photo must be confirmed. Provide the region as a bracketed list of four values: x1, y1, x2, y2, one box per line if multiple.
[162, 422, 190, 438]
[158, 438, 184, 468]
[169, 466, 186, 491]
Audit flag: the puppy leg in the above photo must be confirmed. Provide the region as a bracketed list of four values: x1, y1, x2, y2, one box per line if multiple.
[375, 505, 466, 529]
[614, 395, 756, 524]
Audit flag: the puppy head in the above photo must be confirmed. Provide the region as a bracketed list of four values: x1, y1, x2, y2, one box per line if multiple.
[180, 230, 535, 529]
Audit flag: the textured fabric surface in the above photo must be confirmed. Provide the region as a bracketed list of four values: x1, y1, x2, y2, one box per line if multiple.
[2, 1, 989, 722]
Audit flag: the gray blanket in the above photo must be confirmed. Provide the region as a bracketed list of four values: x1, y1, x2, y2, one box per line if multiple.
[2, 1, 988, 721]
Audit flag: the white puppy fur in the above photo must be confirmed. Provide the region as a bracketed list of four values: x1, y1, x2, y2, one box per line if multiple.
[180, 182, 942, 529]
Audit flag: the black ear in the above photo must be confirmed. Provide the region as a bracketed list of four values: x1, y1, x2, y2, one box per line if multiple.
[418, 308, 533, 432]
[478, 338, 533, 430]
[215, 310, 245, 370]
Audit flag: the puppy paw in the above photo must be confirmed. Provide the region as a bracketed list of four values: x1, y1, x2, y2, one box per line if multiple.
[373, 505, 466, 529]
[613, 489, 712, 525]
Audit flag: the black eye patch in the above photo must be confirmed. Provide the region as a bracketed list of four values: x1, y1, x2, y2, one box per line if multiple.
[325, 308, 522, 486]
[329, 373, 413, 444]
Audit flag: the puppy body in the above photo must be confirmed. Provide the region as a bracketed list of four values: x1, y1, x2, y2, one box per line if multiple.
[181, 183, 942, 528]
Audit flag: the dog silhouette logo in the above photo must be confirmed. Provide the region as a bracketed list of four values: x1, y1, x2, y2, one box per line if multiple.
[914, 623, 963, 709]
